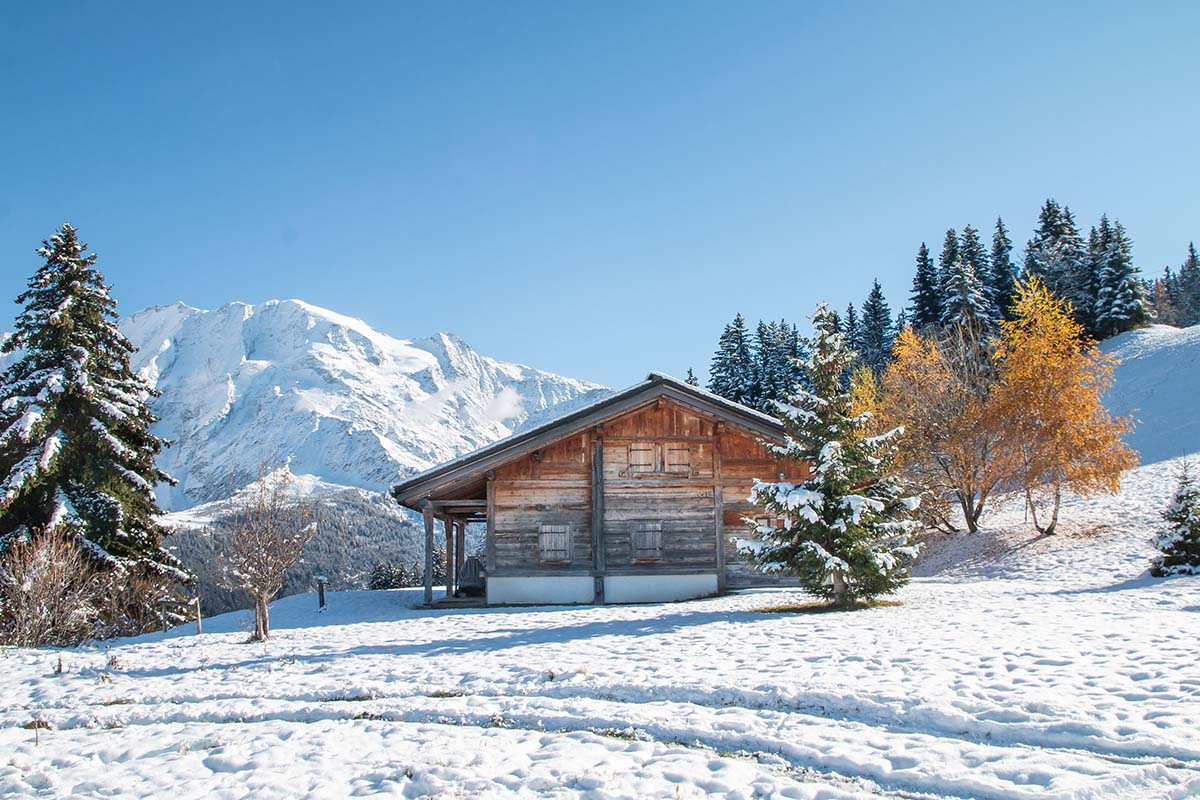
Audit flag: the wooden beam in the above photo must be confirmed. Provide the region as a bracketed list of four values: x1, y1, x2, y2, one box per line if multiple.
[422, 500, 435, 606]
[444, 516, 454, 599]
[485, 474, 496, 582]
[714, 423, 726, 593]
[591, 426, 605, 603]
[455, 519, 465, 577]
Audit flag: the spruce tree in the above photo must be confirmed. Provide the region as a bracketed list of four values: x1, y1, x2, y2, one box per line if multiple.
[684, 368, 700, 387]
[989, 217, 1018, 319]
[0, 224, 184, 582]
[1025, 199, 1086, 320]
[941, 253, 995, 328]
[908, 242, 941, 330]
[1179, 243, 1200, 327]
[742, 304, 921, 606]
[708, 313, 754, 405]
[1152, 463, 1200, 577]
[958, 225, 996, 324]
[1093, 220, 1148, 338]
[858, 279, 895, 377]
[937, 229, 959, 291]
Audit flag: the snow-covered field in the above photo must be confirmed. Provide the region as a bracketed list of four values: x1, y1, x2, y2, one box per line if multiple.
[2, 457, 1198, 799]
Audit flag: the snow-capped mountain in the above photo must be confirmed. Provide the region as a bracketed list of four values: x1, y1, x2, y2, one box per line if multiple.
[120, 299, 609, 511]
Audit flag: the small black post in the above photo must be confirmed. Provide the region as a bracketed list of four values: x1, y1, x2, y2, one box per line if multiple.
[316, 575, 327, 609]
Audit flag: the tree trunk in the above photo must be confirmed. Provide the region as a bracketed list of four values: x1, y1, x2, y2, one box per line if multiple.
[261, 596, 271, 639]
[251, 595, 269, 641]
[958, 493, 979, 533]
[830, 569, 849, 607]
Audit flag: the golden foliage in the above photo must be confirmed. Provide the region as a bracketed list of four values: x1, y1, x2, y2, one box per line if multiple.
[993, 278, 1137, 533]
[879, 325, 1013, 532]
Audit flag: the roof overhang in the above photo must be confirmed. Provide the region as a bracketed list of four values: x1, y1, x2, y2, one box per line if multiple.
[391, 373, 785, 511]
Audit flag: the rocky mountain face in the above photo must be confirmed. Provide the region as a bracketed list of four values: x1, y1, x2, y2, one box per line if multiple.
[121, 299, 609, 511]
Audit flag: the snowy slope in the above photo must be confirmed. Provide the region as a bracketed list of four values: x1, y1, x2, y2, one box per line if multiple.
[1102, 323, 1200, 465]
[119, 300, 608, 510]
[2, 458, 1198, 799]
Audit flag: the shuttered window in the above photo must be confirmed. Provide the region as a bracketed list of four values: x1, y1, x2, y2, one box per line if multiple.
[538, 524, 571, 563]
[664, 445, 691, 473]
[628, 444, 656, 474]
[632, 521, 663, 562]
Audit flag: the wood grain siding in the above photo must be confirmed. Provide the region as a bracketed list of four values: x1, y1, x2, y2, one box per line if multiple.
[603, 486, 717, 569]
[490, 432, 593, 574]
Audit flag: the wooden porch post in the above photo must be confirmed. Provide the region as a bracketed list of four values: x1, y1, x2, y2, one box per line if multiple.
[422, 499, 435, 606]
[455, 520, 466, 577]
[444, 516, 454, 598]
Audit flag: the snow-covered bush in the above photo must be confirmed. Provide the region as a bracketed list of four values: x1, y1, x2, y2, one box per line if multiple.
[1152, 464, 1200, 577]
[741, 303, 922, 607]
[0, 532, 105, 647]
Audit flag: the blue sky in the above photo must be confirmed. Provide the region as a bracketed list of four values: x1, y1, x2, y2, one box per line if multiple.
[2, 2, 1197, 387]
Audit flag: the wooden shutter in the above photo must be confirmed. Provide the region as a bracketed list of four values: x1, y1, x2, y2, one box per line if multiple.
[538, 524, 571, 562]
[632, 521, 662, 561]
[628, 444, 656, 474]
[664, 445, 691, 473]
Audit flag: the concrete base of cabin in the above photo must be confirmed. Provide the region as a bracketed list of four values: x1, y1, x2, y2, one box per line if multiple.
[603, 573, 719, 604]
[486, 575, 595, 606]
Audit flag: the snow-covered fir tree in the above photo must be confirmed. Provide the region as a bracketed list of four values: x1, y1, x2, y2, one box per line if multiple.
[989, 217, 1018, 320]
[740, 304, 921, 607]
[908, 242, 941, 330]
[1178, 243, 1200, 327]
[842, 303, 861, 353]
[1025, 199, 1086, 318]
[1152, 463, 1200, 577]
[707, 313, 754, 405]
[684, 368, 700, 387]
[937, 228, 959, 290]
[0, 225, 185, 584]
[858, 279, 895, 377]
[1094, 220, 1149, 338]
[941, 253, 996, 328]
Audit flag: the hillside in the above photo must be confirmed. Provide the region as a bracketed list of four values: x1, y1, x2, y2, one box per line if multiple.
[2, 456, 1197, 798]
[1102, 323, 1200, 464]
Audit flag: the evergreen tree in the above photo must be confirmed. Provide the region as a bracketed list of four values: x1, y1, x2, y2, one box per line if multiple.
[1179, 243, 1200, 327]
[908, 242, 941, 330]
[741, 304, 921, 607]
[940, 253, 995, 328]
[843, 303, 861, 353]
[988, 217, 1018, 319]
[937, 229, 959, 291]
[1152, 463, 1200, 577]
[0, 225, 184, 583]
[707, 314, 754, 405]
[858, 279, 895, 377]
[1093, 220, 1149, 338]
[684, 368, 699, 387]
[1025, 199, 1086, 321]
[958, 225, 996, 324]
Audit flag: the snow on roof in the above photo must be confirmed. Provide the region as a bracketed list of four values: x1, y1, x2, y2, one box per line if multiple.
[392, 372, 784, 504]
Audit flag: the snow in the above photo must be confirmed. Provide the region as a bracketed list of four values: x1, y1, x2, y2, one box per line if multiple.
[3, 458, 1199, 799]
[1102, 324, 1200, 464]
[108, 299, 608, 510]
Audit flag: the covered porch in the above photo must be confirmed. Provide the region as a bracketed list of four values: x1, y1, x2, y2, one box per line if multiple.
[420, 495, 488, 608]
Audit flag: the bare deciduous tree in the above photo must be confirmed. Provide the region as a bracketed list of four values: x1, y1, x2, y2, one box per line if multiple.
[0, 533, 106, 647]
[218, 469, 317, 641]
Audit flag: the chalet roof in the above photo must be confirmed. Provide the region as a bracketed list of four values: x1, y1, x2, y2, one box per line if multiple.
[391, 372, 785, 509]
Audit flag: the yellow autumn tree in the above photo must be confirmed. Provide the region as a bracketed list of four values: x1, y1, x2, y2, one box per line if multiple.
[993, 278, 1137, 534]
[879, 324, 1012, 532]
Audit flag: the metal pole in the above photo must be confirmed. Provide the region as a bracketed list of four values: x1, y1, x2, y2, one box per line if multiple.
[316, 576, 327, 609]
[194, 597, 203, 635]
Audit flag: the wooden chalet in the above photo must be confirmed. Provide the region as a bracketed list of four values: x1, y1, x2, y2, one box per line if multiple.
[391, 372, 806, 606]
